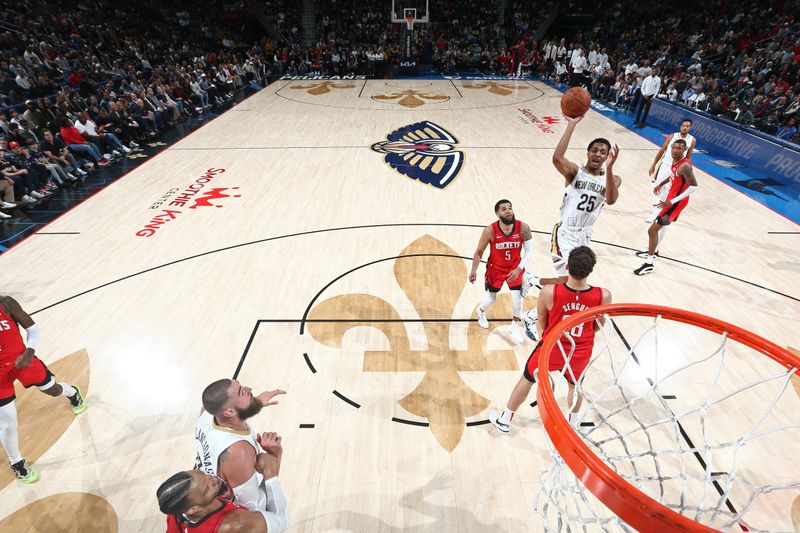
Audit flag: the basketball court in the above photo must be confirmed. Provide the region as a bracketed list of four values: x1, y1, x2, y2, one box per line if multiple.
[0, 78, 798, 531]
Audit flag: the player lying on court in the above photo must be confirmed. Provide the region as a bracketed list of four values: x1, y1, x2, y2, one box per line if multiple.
[519, 113, 620, 337]
[0, 295, 86, 484]
[195, 378, 287, 513]
[469, 199, 534, 343]
[158, 431, 289, 532]
[490, 246, 611, 434]
[634, 138, 698, 275]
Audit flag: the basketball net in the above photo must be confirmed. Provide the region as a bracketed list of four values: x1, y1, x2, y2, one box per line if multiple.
[405, 13, 415, 31]
[534, 304, 800, 532]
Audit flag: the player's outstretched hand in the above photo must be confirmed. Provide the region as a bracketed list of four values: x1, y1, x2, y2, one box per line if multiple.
[257, 432, 283, 456]
[606, 144, 620, 166]
[563, 114, 584, 125]
[256, 389, 286, 407]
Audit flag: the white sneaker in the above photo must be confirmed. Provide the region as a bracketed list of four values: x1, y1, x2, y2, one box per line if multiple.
[112, 149, 121, 156]
[521, 272, 541, 298]
[488, 410, 510, 434]
[103, 153, 112, 160]
[21, 195, 36, 204]
[76, 168, 88, 175]
[84, 162, 94, 169]
[0, 211, 10, 219]
[476, 305, 488, 329]
[122, 146, 131, 153]
[30, 191, 44, 199]
[522, 309, 539, 341]
[508, 322, 524, 343]
[1, 201, 16, 208]
[129, 141, 139, 148]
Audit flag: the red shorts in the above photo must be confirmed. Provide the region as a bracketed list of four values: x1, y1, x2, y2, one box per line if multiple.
[523, 341, 591, 384]
[656, 197, 689, 225]
[0, 355, 54, 405]
[485, 267, 524, 292]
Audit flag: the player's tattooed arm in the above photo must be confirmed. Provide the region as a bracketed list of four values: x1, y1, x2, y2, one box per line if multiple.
[679, 162, 698, 187]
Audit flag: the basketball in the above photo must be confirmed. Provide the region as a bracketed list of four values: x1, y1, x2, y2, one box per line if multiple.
[561, 87, 592, 118]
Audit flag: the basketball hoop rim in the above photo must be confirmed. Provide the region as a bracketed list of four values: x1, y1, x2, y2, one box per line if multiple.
[536, 303, 799, 533]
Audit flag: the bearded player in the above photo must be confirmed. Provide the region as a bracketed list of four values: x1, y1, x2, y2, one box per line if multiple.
[0, 295, 86, 484]
[519, 114, 620, 338]
[159, 432, 290, 532]
[634, 138, 698, 275]
[195, 379, 286, 511]
[469, 199, 534, 343]
[491, 246, 611, 434]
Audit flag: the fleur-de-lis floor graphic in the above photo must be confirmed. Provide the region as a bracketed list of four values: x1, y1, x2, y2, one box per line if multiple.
[290, 81, 357, 95]
[461, 81, 529, 96]
[307, 235, 524, 452]
[372, 89, 449, 108]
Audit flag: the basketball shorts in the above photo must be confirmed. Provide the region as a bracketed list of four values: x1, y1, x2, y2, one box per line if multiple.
[551, 222, 592, 277]
[652, 161, 672, 204]
[656, 197, 689, 225]
[485, 267, 524, 292]
[0, 355, 54, 406]
[523, 341, 591, 385]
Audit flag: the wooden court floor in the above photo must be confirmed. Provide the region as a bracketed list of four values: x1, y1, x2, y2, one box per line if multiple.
[0, 80, 798, 532]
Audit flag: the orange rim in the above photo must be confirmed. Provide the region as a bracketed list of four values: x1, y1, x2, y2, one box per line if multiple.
[536, 303, 799, 533]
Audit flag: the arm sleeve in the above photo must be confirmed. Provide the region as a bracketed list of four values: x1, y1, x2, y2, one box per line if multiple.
[517, 239, 535, 269]
[24, 324, 40, 349]
[232, 473, 263, 512]
[258, 477, 291, 533]
[669, 185, 697, 204]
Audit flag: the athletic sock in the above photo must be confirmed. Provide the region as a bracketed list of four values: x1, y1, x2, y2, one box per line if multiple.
[646, 255, 655, 264]
[499, 409, 515, 424]
[0, 403, 22, 464]
[59, 383, 77, 397]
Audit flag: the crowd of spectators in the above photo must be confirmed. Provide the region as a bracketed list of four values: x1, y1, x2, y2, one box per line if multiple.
[546, 0, 800, 144]
[0, 0, 282, 218]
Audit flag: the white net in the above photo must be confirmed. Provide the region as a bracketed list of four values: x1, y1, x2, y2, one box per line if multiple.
[535, 309, 800, 532]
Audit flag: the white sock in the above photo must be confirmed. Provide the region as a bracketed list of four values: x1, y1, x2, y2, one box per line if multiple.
[646, 255, 655, 264]
[499, 409, 515, 424]
[511, 289, 522, 317]
[0, 402, 22, 464]
[59, 383, 77, 397]
[657, 226, 667, 249]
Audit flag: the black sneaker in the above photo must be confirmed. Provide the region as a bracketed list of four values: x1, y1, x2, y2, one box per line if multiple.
[634, 263, 655, 276]
[634, 251, 660, 259]
[68, 385, 87, 415]
[10, 459, 39, 484]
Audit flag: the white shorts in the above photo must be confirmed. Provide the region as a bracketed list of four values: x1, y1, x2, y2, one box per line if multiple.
[652, 159, 672, 204]
[551, 222, 592, 277]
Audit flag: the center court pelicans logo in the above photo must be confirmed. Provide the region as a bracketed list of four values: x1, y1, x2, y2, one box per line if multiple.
[306, 235, 523, 452]
[370, 121, 464, 189]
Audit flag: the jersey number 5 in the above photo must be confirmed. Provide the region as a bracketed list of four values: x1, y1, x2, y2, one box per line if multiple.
[577, 194, 597, 212]
[504, 250, 511, 261]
